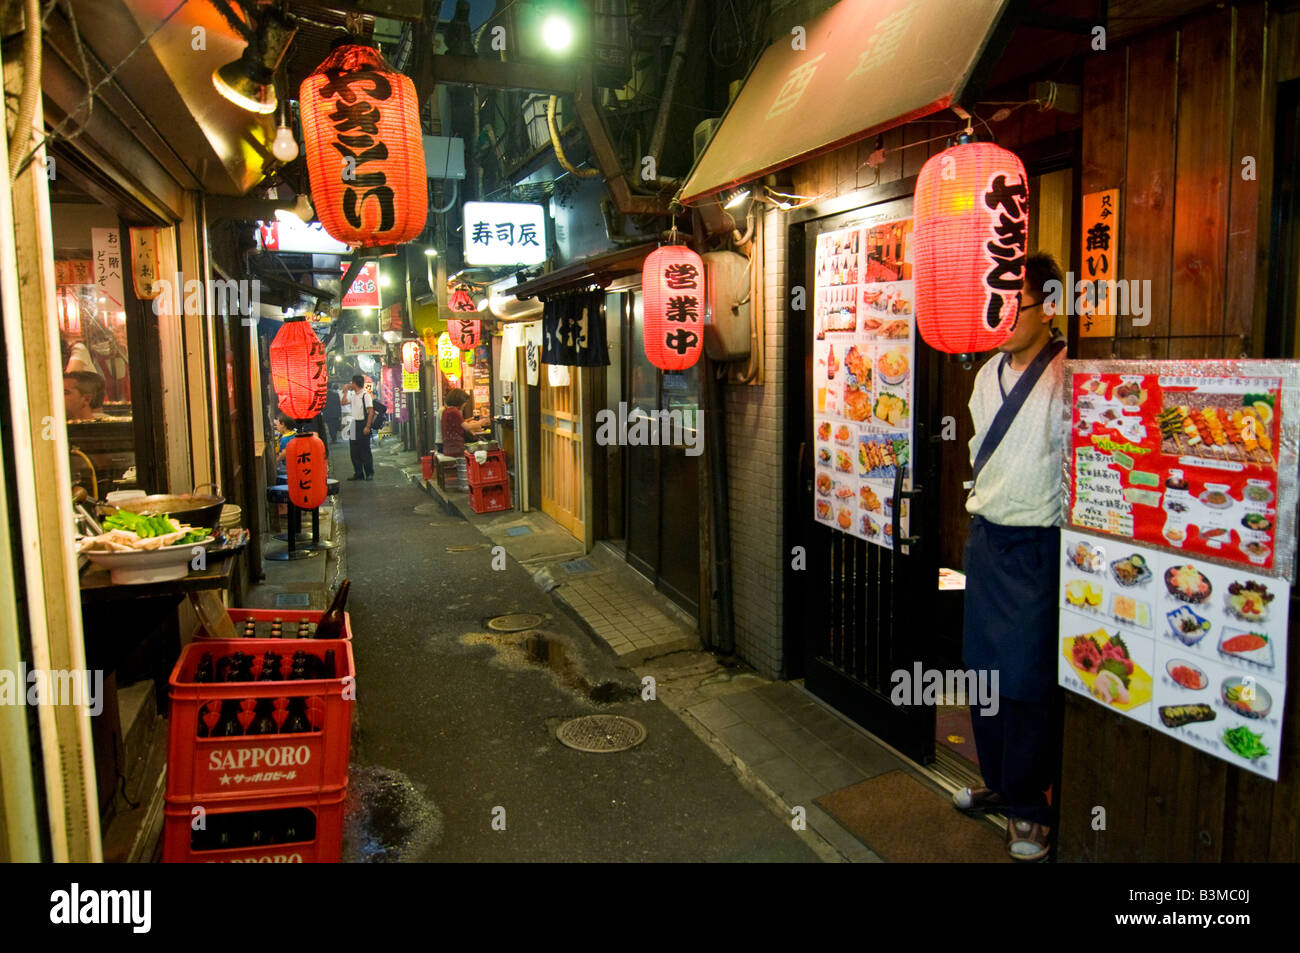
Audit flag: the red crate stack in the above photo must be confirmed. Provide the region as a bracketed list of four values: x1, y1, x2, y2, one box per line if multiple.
[163, 638, 354, 863]
[466, 448, 511, 514]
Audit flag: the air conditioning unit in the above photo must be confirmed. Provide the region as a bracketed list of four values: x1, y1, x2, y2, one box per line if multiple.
[693, 119, 721, 161]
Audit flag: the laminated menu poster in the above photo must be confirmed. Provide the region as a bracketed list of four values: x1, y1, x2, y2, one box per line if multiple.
[1058, 528, 1288, 780]
[1063, 360, 1300, 582]
[811, 213, 914, 549]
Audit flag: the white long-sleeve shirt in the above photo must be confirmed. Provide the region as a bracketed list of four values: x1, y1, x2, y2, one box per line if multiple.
[965, 335, 1067, 527]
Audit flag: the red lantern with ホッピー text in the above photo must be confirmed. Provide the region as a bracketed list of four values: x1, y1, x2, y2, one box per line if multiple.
[299, 39, 427, 256]
[401, 340, 421, 374]
[913, 140, 1029, 354]
[447, 318, 480, 350]
[642, 245, 704, 370]
[286, 432, 327, 509]
[269, 317, 328, 419]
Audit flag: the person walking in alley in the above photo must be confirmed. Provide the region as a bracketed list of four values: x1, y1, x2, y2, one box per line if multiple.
[324, 384, 341, 444]
[952, 252, 1067, 863]
[346, 375, 375, 481]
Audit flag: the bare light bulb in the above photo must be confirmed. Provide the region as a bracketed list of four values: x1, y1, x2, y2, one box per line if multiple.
[272, 125, 299, 163]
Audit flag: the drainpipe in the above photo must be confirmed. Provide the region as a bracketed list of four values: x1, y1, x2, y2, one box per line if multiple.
[708, 366, 735, 654]
[646, 0, 697, 172]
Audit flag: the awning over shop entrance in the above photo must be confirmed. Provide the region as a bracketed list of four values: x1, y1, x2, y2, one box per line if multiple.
[678, 0, 1015, 207]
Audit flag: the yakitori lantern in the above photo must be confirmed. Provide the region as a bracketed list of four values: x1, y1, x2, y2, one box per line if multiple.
[286, 432, 328, 509]
[913, 140, 1029, 353]
[299, 39, 427, 255]
[642, 244, 704, 370]
[448, 287, 477, 313]
[401, 339, 422, 374]
[437, 331, 461, 377]
[269, 317, 328, 419]
[447, 318, 480, 350]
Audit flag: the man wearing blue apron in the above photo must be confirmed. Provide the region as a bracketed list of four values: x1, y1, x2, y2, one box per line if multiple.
[952, 253, 1067, 862]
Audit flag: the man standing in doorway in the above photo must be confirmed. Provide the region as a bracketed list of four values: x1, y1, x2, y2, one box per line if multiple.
[952, 252, 1067, 863]
[346, 375, 375, 481]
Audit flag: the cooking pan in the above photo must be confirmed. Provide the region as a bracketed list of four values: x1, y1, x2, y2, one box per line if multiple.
[102, 482, 226, 530]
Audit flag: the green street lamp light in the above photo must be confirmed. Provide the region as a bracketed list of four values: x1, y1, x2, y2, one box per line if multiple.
[541, 13, 574, 53]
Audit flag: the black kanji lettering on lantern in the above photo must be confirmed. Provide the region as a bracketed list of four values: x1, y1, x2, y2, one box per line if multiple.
[664, 263, 699, 290]
[296, 451, 313, 463]
[298, 480, 312, 490]
[519, 224, 539, 246]
[1085, 222, 1111, 252]
[982, 173, 1028, 327]
[665, 328, 698, 355]
[459, 325, 474, 346]
[471, 223, 493, 245]
[665, 295, 699, 323]
[320, 65, 397, 233]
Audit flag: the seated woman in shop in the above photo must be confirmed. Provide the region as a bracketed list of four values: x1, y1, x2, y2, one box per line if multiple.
[441, 388, 489, 457]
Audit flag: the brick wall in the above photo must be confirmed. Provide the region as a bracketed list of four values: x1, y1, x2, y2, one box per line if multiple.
[724, 206, 788, 678]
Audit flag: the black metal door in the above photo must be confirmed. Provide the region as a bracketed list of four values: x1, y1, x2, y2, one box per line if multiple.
[790, 198, 941, 764]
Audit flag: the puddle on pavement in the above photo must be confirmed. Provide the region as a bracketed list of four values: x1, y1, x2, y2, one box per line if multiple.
[461, 629, 636, 705]
[343, 765, 443, 862]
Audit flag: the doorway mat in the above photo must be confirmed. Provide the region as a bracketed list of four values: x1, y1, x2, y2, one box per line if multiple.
[559, 558, 595, 574]
[815, 770, 1010, 863]
[936, 708, 981, 767]
[506, 526, 534, 537]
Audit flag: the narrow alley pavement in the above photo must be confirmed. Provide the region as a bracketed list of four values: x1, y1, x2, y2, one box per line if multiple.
[336, 449, 820, 862]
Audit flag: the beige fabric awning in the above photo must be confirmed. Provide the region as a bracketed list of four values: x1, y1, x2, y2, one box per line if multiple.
[679, 0, 1014, 206]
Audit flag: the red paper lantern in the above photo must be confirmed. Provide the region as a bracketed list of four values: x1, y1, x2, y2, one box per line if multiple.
[447, 318, 480, 350]
[57, 289, 81, 336]
[448, 287, 477, 313]
[299, 40, 427, 255]
[269, 318, 328, 419]
[401, 340, 422, 374]
[913, 141, 1029, 353]
[642, 245, 704, 370]
[286, 432, 328, 509]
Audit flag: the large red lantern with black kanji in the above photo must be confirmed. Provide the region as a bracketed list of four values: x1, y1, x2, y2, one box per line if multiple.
[401, 339, 422, 374]
[269, 317, 328, 419]
[447, 318, 480, 350]
[642, 245, 704, 370]
[286, 432, 328, 509]
[913, 141, 1029, 354]
[448, 287, 476, 313]
[299, 39, 427, 255]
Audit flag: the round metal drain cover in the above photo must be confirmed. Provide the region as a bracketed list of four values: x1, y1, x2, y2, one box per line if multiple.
[556, 715, 646, 753]
[488, 613, 544, 632]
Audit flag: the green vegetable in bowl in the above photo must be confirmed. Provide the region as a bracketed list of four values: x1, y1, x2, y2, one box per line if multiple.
[103, 510, 177, 538]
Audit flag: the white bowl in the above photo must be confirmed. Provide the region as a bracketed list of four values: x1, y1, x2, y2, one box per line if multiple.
[83, 542, 199, 584]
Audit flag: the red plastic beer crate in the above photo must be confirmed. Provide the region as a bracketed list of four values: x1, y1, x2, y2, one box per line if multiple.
[468, 479, 511, 514]
[162, 785, 346, 863]
[465, 449, 507, 485]
[194, 607, 352, 641]
[166, 639, 354, 802]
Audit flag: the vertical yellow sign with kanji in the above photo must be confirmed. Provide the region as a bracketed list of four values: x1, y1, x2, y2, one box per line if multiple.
[1079, 189, 1119, 337]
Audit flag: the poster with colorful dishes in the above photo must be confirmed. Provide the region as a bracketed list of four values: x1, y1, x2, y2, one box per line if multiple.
[1062, 360, 1300, 582]
[813, 207, 914, 550]
[1059, 527, 1287, 780]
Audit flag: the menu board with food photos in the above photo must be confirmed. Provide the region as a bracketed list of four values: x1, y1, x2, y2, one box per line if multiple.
[811, 213, 914, 548]
[1059, 528, 1287, 780]
[1064, 360, 1300, 582]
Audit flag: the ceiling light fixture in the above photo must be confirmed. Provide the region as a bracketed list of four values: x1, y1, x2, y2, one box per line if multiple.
[723, 187, 751, 210]
[271, 98, 299, 162]
[210, 2, 297, 115]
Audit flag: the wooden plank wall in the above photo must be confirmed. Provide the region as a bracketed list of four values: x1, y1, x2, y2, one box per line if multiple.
[1061, 1, 1300, 863]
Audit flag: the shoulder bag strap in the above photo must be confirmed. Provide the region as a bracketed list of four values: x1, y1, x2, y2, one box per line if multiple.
[971, 338, 1065, 485]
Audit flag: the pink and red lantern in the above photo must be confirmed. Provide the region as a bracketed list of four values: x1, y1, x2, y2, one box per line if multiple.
[642, 245, 704, 370]
[401, 340, 422, 374]
[913, 141, 1029, 354]
[447, 318, 480, 350]
[286, 432, 328, 509]
[448, 287, 477, 313]
[269, 318, 328, 419]
[57, 289, 81, 336]
[299, 40, 427, 255]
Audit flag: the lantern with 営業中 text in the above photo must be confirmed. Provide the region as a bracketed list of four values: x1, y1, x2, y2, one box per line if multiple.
[401, 340, 422, 374]
[269, 317, 328, 419]
[299, 39, 427, 256]
[912, 140, 1028, 354]
[448, 287, 477, 313]
[642, 245, 705, 370]
[286, 432, 328, 509]
[447, 318, 480, 350]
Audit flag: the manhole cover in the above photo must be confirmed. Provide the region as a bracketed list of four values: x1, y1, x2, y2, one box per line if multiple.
[556, 715, 646, 753]
[488, 613, 544, 632]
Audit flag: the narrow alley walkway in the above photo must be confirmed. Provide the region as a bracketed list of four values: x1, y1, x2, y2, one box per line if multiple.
[337, 450, 819, 862]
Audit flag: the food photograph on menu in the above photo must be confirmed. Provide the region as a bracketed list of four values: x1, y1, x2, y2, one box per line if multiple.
[812, 217, 915, 549]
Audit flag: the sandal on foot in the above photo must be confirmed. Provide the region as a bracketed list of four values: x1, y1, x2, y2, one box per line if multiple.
[953, 786, 1006, 814]
[1007, 818, 1051, 862]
